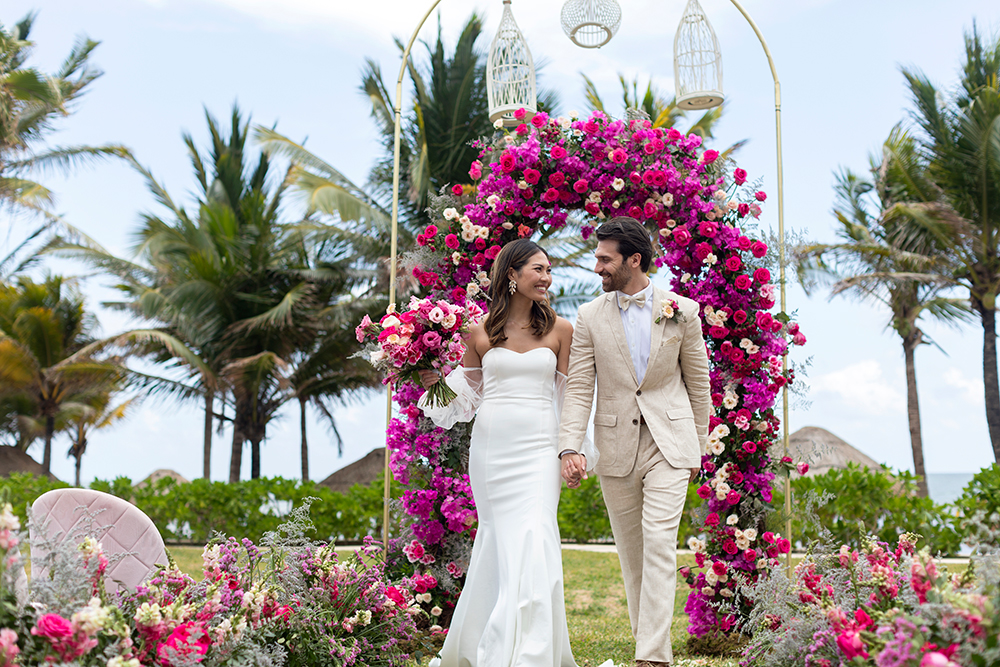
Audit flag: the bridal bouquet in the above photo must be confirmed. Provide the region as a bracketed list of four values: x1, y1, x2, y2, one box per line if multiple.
[356, 297, 484, 408]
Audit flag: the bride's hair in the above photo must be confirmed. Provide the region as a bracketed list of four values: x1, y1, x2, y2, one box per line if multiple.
[485, 239, 556, 347]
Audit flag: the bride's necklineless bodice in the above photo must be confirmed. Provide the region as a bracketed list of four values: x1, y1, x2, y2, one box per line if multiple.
[481, 346, 557, 403]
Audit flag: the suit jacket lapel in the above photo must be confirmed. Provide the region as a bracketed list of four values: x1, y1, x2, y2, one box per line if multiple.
[603, 292, 638, 385]
[642, 287, 670, 388]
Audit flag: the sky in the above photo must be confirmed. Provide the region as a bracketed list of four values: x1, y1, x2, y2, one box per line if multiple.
[2, 0, 998, 486]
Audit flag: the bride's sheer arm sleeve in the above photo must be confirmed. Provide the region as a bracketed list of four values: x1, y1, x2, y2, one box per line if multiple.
[554, 370, 598, 472]
[417, 367, 483, 429]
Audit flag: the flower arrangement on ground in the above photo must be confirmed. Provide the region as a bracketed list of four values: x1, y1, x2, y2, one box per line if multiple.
[0, 501, 418, 667]
[741, 534, 1000, 667]
[363, 108, 805, 636]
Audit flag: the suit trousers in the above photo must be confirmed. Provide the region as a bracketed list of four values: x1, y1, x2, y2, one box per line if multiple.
[600, 424, 689, 663]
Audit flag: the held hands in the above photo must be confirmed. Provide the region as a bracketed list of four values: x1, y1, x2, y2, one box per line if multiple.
[560, 453, 588, 489]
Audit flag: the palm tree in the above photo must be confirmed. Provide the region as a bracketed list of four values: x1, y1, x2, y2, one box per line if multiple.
[0, 275, 121, 472]
[0, 12, 128, 217]
[900, 25, 1000, 462]
[66, 390, 137, 487]
[796, 127, 970, 496]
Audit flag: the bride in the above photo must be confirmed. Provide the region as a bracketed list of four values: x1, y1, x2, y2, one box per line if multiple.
[418, 238, 591, 667]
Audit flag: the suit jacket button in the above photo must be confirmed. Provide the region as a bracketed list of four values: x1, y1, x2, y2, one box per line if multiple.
[635, 389, 642, 396]
[632, 418, 639, 425]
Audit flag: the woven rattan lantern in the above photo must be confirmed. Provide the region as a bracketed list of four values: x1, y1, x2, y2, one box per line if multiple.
[486, 0, 537, 127]
[560, 0, 622, 49]
[673, 0, 725, 110]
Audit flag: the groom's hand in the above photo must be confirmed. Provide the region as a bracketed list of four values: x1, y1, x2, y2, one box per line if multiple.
[689, 468, 700, 483]
[560, 453, 588, 488]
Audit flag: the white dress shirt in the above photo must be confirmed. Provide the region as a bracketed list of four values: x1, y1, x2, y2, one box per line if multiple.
[617, 281, 654, 385]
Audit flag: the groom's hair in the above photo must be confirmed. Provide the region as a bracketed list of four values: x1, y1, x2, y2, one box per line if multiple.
[597, 217, 653, 272]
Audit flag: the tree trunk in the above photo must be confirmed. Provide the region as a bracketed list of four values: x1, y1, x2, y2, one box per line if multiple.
[74, 454, 82, 488]
[250, 438, 261, 480]
[42, 414, 54, 473]
[903, 333, 928, 497]
[229, 421, 243, 483]
[977, 299, 1000, 462]
[203, 390, 214, 479]
[300, 398, 309, 482]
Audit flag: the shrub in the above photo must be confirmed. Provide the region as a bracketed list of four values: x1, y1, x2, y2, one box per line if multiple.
[953, 463, 1000, 550]
[0, 473, 69, 526]
[770, 463, 962, 556]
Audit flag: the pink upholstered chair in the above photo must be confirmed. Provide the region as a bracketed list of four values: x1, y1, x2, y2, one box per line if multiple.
[29, 488, 168, 594]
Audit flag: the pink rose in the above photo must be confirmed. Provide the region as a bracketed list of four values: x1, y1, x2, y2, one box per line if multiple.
[513, 107, 527, 120]
[751, 240, 768, 258]
[777, 538, 791, 554]
[725, 256, 742, 272]
[738, 202, 750, 217]
[793, 332, 807, 346]
[550, 145, 567, 159]
[712, 560, 728, 576]
[697, 485, 712, 499]
[445, 234, 460, 250]
[667, 128, 682, 142]
[726, 490, 741, 505]
[500, 153, 517, 173]
[31, 614, 73, 641]
[762, 531, 776, 544]
[548, 171, 566, 187]
[796, 462, 809, 475]
[737, 235, 752, 250]
[158, 622, 210, 666]
[742, 441, 757, 453]
[733, 168, 747, 185]
[610, 148, 628, 164]
[469, 160, 482, 180]
[485, 245, 502, 260]
[541, 187, 560, 203]
[583, 120, 600, 134]
[743, 548, 757, 561]
[451, 184, 464, 196]
[704, 513, 720, 527]
[424, 224, 438, 237]
[523, 168, 541, 184]
[672, 227, 692, 246]
[732, 310, 748, 324]
[754, 267, 771, 283]
[530, 113, 545, 127]
[421, 331, 442, 349]
[702, 149, 719, 164]
[734, 275, 752, 290]
[755, 191, 767, 202]
[698, 220, 718, 237]
[723, 539, 738, 555]
[516, 123, 529, 135]
[573, 179, 589, 193]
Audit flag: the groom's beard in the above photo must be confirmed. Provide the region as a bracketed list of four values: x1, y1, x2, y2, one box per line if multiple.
[599, 262, 631, 293]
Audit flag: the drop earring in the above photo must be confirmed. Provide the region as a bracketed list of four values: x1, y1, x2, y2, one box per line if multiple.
[508, 278, 517, 295]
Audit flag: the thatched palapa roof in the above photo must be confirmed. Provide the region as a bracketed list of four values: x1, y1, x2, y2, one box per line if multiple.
[319, 448, 385, 494]
[0, 446, 60, 481]
[788, 426, 884, 477]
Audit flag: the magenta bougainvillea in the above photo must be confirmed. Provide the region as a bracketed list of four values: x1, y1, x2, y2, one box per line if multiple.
[378, 108, 805, 636]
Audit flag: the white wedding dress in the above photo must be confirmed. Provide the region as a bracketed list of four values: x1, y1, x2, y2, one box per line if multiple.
[421, 346, 578, 667]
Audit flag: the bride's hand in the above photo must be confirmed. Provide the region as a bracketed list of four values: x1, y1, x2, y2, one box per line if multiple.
[418, 369, 441, 389]
[560, 453, 587, 488]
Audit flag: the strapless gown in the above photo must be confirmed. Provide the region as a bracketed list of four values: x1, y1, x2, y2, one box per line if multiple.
[431, 346, 576, 667]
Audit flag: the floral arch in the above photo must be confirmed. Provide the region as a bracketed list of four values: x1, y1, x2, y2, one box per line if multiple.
[377, 109, 805, 636]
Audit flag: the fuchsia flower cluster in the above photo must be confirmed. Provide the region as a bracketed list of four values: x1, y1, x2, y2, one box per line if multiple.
[742, 535, 999, 667]
[371, 110, 804, 634]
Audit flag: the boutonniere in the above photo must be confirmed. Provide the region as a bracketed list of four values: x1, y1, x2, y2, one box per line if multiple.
[655, 299, 686, 324]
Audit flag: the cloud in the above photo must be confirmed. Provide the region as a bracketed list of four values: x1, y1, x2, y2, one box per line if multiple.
[943, 366, 983, 405]
[811, 360, 904, 415]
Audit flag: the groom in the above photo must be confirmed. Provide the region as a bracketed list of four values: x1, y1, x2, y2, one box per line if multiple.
[559, 217, 710, 667]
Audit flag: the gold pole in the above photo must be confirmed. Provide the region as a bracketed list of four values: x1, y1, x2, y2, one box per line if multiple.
[383, 0, 444, 553]
[725, 0, 792, 575]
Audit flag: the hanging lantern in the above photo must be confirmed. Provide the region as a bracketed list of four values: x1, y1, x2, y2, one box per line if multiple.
[487, 0, 537, 127]
[560, 0, 622, 49]
[673, 0, 725, 110]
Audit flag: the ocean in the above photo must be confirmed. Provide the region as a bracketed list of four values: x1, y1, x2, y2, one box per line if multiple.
[926, 473, 976, 504]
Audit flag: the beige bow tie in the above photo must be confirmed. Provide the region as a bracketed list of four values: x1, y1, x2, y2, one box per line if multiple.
[618, 292, 647, 311]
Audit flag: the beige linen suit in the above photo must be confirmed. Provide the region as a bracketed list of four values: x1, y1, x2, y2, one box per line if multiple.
[559, 286, 710, 663]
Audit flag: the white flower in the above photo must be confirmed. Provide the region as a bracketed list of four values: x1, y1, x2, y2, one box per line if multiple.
[744, 528, 758, 542]
[568, 109, 580, 118]
[476, 225, 490, 239]
[665, 218, 677, 228]
[723, 392, 738, 410]
[467, 282, 480, 295]
[719, 588, 734, 598]
[428, 307, 445, 323]
[430, 606, 443, 617]
[452, 252, 462, 265]
[715, 482, 731, 500]
[73, 597, 109, 634]
[430, 624, 444, 632]
[573, 129, 583, 137]
[736, 535, 751, 550]
[713, 189, 728, 202]
[727, 514, 739, 526]
[708, 440, 725, 456]
[518, 180, 529, 190]
[702, 586, 716, 597]
[504, 135, 516, 145]
[612, 200, 621, 208]
[442, 313, 457, 329]
[493, 119, 504, 129]
[588, 191, 602, 203]
[134, 602, 163, 626]
[108, 658, 141, 667]
[559, 116, 572, 129]
[442, 207, 459, 220]
[461, 229, 476, 243]
[417, 592, 432, 603]
[704, 253, 718, 265]
[681, 272, 692, 283]
[711, 423, 731, 439]
[705, 569, 719, 586]
[662, 192, 675, 206]
[486, 194, 501, 209]
[612, 178, 625, 191]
